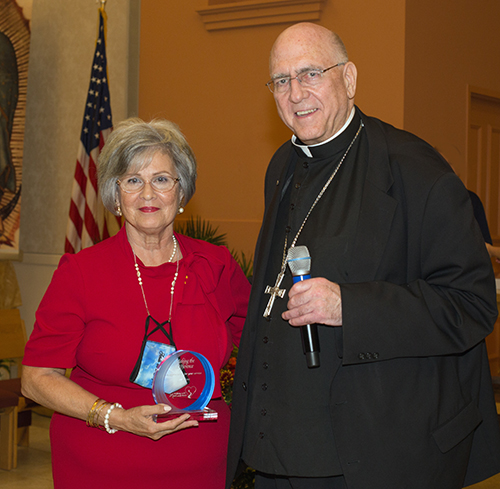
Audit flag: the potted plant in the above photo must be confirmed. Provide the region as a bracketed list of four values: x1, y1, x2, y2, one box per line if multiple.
[0, 359, 11, 380]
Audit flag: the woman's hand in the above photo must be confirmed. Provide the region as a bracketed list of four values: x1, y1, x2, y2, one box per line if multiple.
[21, 366, 198, 440]
[108, 403, 198, 440]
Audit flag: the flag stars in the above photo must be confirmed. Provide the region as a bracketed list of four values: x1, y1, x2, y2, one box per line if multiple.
[77, 13, 112, 151]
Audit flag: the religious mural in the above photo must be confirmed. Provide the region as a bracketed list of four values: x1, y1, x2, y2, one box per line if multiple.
[0, 0, 29, 256]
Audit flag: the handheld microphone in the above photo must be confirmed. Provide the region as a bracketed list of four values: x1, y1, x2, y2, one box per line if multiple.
[286, 245, 320, 368]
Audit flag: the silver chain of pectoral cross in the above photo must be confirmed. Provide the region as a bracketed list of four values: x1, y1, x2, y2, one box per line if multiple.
[263, 120, 364, 318]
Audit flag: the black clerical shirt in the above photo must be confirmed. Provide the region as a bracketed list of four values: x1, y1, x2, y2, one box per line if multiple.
[241, 111, 369, 477]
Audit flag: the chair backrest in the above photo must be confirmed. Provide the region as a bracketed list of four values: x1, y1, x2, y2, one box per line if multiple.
[0, 309, 26, 360]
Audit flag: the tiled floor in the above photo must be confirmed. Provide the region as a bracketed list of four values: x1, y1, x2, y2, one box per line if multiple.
[0, 412, 499, 489]
[0, 412, 53, 488]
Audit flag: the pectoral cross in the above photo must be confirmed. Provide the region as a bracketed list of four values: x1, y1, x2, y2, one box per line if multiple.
[263, 271, 286, 317]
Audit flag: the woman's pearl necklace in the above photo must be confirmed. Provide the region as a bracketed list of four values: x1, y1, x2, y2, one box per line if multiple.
[133, 235, 179, 319]
[168, 235, 178, 263]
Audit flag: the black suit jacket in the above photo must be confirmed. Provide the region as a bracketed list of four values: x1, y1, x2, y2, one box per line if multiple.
[227, 109, 500, 489]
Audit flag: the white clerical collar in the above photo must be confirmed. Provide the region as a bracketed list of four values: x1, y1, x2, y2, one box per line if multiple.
[292, 107, 356, 158]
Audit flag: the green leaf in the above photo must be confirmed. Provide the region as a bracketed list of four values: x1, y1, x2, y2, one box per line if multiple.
[174, 216, 227, 246]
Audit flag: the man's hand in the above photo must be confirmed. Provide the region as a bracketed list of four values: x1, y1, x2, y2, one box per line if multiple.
[282, 278, 342, 327]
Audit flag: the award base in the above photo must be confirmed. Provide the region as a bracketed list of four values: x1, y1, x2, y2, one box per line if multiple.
[156, 407, 218, 422]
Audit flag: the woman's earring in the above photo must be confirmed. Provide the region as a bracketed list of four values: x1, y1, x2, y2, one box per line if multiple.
[116, 202, 122, 216]
[178, 206, 184, 214]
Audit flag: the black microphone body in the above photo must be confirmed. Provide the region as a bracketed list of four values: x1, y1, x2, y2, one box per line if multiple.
[287, 246, 320, 368]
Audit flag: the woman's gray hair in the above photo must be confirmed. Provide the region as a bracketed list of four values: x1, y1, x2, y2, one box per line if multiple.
[98, 118, 197, 215]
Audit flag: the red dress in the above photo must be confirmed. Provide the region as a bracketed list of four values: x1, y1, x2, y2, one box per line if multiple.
[23, 227, 250, 488]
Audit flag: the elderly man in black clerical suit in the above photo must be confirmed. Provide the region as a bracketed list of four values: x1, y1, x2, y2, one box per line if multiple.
[226, 22, 500, 489]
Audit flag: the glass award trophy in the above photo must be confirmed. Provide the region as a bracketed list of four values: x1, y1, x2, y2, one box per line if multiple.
[152, 350, 218, 421]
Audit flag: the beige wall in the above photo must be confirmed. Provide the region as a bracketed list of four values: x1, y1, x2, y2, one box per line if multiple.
[139, 0, 406, 257]
[404, 0, 500, 178]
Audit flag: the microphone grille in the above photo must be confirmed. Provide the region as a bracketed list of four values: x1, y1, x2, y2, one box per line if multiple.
[286, 245, 311, 276]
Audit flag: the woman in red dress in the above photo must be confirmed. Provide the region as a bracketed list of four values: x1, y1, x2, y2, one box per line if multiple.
[22, 118, 250, 488]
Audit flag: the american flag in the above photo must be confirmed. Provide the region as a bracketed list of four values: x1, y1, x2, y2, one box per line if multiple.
[65, 7, 120, 254]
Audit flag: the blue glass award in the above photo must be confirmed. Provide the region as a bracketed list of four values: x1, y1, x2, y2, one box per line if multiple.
[152, 350, 217, 421]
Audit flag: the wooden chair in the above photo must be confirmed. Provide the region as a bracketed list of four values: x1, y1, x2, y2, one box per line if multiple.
[0, 308, 34, 470]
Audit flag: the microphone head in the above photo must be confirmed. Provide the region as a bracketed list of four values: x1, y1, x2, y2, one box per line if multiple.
[286, 245, 311, 276]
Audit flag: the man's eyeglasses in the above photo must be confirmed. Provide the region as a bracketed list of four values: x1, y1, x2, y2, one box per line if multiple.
[117, 174, 180, 193]
[266, 63, 345, 94]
